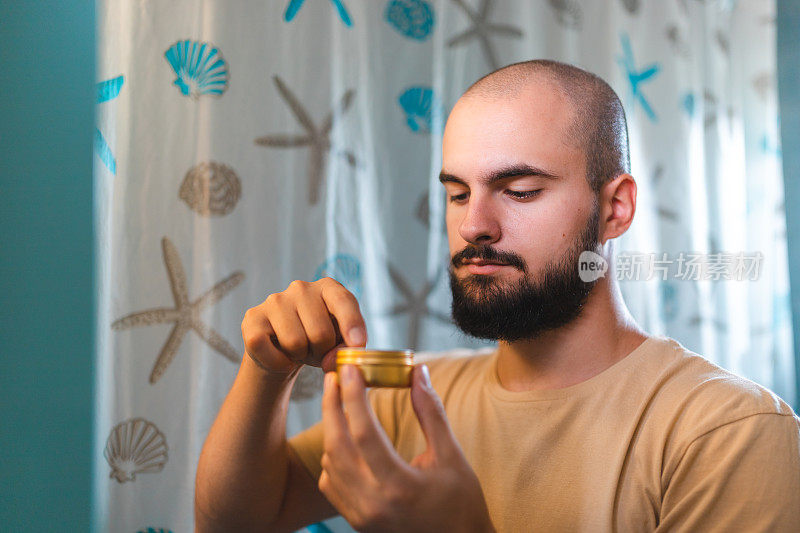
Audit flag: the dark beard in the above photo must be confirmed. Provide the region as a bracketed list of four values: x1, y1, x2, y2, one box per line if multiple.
[448, 206, 601, 342]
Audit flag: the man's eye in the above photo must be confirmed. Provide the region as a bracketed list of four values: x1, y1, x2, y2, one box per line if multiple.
[507, 190, 542, 199]
[449, 193, 468, 203]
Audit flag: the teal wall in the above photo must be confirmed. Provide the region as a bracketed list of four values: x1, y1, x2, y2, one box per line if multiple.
[0, 2, 95, 530]
[778, 0, 800, 412]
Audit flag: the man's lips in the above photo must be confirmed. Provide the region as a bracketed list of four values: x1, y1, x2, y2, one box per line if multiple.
[461, 260, 511, 274]
[465, 260, 506, 265]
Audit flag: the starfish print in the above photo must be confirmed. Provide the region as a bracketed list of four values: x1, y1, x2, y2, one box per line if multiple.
[617, 33, 660, 122]
[384, 264, 451, 350]
[414, 190, 447, 233]
[111, 236, 245, 384]
[95, 75, 124, 175]
[650, 163, 679, 221]
[283, 0, 353, 27]
[447, 0, 523, 70]
[665, 25, 691, 58]
[689, 314, 727, 333]
[255, 76, 357, 206]
[547, 0, 582, 28]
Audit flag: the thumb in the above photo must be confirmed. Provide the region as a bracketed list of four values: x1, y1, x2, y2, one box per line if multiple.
[319, 341, 346, 373]
[410, 363, 459, 463]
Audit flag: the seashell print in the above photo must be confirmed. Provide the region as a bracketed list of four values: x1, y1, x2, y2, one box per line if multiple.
[179, 161, 242, 217]
[96, 75, 124, 104]
[398, 87, 440, 133]
[385, 0, 435, 41]
[290, 365, 325, 401]
[164, 40, 229, 98]
[104, 418, 168, 483]
[314, 254, 362, 299]
[284, 0, 353, 27]
[681, 93, 695, 117]
[95, 75, 124, 175]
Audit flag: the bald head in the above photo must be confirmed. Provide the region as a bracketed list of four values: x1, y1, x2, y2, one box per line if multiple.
[463, 60, 630, 194]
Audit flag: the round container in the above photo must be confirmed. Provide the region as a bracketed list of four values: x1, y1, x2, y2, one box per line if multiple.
[336, 348, 415, 388]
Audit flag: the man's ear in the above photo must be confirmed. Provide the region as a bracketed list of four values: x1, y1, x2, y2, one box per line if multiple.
[599, 173, 637, 245]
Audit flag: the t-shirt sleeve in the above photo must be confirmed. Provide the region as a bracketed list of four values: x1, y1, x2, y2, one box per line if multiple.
[656, 412, 800, 531]
[287, 385, 402, 481]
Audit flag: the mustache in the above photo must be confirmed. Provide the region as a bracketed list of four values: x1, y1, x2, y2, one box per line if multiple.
[451, 245, 527, 273]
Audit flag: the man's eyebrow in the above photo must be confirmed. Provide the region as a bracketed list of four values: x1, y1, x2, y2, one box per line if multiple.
[438, 164, 560, 186]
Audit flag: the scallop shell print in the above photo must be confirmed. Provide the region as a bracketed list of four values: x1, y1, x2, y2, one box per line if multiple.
[104, 418, 168, 483]
[179, 161, 242, 216]
[398, 87, 440, 133]
[385, 0, 435, 41]
[164, 40, 229, 98]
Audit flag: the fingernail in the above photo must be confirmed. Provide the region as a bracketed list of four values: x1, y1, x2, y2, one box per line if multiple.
[348, 327, 365, 346]
[420, 364, 431, 389]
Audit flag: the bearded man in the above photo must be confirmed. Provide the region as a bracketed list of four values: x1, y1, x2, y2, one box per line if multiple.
[195, 60, 800, 532]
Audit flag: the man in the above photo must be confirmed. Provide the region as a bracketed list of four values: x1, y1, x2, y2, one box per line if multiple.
[195, 60, 800, 532]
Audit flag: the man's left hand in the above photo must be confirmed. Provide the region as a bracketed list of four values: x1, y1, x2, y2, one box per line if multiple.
[319, 362, 495, 532]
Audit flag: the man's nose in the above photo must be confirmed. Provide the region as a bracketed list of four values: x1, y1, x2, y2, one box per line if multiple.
[458, 195, 501, 245]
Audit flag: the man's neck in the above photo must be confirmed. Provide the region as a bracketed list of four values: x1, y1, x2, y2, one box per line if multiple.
[495, 277, 648, 392]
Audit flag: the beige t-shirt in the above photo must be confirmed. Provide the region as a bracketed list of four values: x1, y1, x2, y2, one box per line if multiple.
[288, 335, 800, 531]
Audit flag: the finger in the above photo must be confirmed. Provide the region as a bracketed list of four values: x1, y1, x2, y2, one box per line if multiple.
[339, 364, 409, 481]
[317, 468, 346, 510]
[241, 308, 298, 374]
[319, 456, 362, 518]
[294, 288, 338, 364]
[241, 306, 275, 358]
[320, 341, 346, 373]
[321, 371, 364, 485]
[410, 364, 460, 463]
[263, 293, 309, 362]
[319, 278, 367, 347]
[318, 466, 372, 533]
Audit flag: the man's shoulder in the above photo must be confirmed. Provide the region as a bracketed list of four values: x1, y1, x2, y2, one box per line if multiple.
[643, 335, 797, 438]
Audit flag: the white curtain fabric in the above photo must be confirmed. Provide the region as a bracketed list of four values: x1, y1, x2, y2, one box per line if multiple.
[93, 0, 791, 531]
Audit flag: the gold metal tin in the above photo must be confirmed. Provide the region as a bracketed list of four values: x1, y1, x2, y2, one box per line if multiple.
[336, 348, 415, 388]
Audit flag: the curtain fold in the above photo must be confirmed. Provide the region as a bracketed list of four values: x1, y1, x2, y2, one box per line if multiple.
[94, 1, 791, 531]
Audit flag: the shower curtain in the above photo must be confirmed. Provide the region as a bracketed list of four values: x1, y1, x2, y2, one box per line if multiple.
[93, 1, 791, 531]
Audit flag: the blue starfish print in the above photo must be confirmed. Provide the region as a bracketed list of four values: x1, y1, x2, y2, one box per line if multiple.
[95, 75, 124, 175]
[284, 0, 353, 27]
[617, 33, 660, 122]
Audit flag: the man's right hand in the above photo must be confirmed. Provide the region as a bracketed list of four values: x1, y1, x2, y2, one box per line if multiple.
[241, 277, 367, 375]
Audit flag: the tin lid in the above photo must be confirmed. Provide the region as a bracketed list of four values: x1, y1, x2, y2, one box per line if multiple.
[336, 348, 415, 366]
